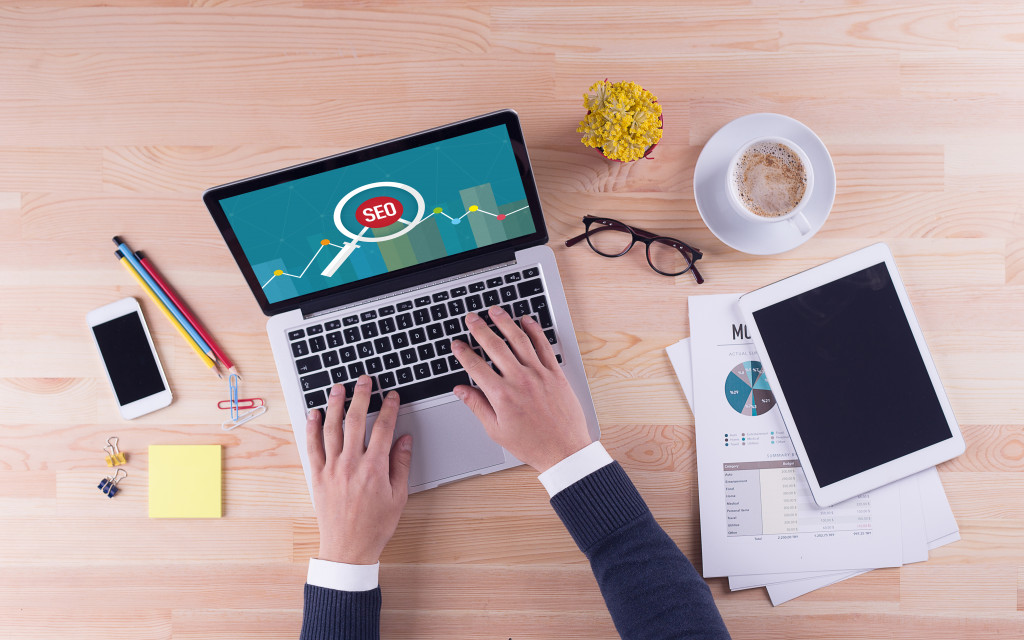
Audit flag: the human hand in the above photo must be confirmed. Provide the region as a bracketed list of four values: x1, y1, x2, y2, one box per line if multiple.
[305, 376, 413, 565]
[451, 306, 593, 472]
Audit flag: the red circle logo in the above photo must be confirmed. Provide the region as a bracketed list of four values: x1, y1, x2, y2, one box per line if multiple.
[357, 196, 404, 228]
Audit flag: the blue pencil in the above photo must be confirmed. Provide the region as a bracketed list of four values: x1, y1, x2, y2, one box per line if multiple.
[112, 236, 214, 355]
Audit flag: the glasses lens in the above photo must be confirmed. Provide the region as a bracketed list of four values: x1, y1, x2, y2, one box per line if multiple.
[586, 219, 634, 257]
[647, 237, 693, 275]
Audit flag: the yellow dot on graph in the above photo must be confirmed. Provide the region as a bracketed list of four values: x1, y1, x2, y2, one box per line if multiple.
[469, 205, 478, 212]
[433, 207, 442, 213]
[320, 239, 330, 245]
[273, 269, 283, 276]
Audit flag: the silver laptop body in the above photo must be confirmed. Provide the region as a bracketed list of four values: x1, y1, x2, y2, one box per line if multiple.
[205, 110, 600, 496]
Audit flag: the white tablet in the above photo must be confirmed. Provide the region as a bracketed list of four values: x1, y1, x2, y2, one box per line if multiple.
[738, 243, 964, 507]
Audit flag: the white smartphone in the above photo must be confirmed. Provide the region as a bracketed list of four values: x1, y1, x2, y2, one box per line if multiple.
[87, 297, 173, 419]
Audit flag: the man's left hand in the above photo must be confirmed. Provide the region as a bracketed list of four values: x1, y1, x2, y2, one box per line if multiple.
[306, 376, 413, 565]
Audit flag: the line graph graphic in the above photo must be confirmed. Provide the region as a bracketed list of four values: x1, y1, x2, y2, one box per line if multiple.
[260, 239, 343, 288]
[260, 200, 529, 290]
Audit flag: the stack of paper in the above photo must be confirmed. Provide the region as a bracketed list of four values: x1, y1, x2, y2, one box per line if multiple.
[666, 294, 959, 605]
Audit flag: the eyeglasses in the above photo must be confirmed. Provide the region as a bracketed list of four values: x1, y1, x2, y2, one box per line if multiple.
[564, 216, 705, 283]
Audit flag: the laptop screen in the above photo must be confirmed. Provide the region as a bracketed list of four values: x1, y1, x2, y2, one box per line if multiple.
[217, 124, 538, 306]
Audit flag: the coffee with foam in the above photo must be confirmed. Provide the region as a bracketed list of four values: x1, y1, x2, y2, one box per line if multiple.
[731, 141, 807, 218]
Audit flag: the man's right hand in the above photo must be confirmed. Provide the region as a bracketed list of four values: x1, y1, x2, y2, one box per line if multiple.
[451, 305, 593, 473]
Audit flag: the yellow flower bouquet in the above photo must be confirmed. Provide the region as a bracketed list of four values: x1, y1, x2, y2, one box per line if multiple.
[577, 80, 663, 162]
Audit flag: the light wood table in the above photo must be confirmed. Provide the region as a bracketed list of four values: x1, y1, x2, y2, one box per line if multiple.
[1, 1, 1022, 638]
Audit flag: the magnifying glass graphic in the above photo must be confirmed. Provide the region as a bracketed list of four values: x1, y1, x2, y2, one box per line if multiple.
[320, 181, 425, 277]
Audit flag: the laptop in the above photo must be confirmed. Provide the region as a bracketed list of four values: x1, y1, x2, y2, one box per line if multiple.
[203, 110, 601, 495]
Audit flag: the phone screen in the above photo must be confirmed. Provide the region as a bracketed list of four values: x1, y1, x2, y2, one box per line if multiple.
[91, 312, 167, 405]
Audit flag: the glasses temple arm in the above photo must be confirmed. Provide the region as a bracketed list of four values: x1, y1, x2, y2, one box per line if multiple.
[564, 231, 590, 247]
[690, 263, 705, 285]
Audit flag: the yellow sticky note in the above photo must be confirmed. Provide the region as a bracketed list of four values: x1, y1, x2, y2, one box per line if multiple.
[148, 445, 222, 518]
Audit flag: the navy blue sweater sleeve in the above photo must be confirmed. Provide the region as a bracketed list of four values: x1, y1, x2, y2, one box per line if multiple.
[300, 584, 380, 640]
[551, 462, 731, 640]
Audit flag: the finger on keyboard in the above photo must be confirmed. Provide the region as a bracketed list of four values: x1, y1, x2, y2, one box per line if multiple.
[323, 384, 346, 457]
[368, 390, 400, 456]
[488, 304, 540, 367]
[464, 310, 519, 376]
[344, 376, 373, 453]
[451, 335, 499, 391]
[522, 314, 559, 370]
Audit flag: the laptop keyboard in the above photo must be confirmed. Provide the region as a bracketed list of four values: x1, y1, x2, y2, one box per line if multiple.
[288, 264, 563, 415]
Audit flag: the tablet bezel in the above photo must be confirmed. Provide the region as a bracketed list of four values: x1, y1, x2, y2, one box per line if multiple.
[738, 242, 964, 507]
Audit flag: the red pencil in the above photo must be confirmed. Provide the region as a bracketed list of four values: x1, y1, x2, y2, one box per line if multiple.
[136, 250, 237, 375]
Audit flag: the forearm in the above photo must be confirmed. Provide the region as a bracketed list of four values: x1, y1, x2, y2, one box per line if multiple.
[300, 584, 381, 640]
[300, 560, 382, 640]
[550, 460, 730, 640]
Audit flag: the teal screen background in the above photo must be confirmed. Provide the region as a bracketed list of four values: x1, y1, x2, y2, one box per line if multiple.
[220, 125, 536, 304]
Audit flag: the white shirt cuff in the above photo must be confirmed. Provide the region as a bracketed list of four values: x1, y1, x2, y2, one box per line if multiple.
[538, 441, 614, 497]
[307, 558, 379, 592]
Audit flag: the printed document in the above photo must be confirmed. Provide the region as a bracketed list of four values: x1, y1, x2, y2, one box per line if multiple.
[686, 294, 903, 577]
[671, 334, 960, 604]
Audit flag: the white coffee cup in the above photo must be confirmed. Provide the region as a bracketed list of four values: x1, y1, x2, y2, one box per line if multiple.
[726, 136, 814, 235]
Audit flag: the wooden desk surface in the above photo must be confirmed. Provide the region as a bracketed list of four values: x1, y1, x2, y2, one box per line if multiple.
[2, 1, 1023, 638]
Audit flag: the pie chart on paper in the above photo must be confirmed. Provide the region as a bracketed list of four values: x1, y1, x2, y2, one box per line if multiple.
[724, 361, 776, 416]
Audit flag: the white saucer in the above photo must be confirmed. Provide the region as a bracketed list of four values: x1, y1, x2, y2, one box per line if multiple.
[693, 113, 835, 255]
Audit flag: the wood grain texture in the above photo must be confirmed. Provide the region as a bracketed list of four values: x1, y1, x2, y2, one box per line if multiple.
[1, 0, 1023, 638]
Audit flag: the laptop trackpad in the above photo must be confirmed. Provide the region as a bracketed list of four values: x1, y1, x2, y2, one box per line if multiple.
[390, 400, 506, 488]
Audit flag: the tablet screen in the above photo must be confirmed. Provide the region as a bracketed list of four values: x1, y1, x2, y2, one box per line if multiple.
[751, 262, 953, 487]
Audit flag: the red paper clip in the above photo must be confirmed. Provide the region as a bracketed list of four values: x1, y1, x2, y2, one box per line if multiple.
[217, 398, 264, 410]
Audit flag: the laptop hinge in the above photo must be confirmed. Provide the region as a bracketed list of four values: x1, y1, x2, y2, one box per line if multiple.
[299, 250, 518, 319]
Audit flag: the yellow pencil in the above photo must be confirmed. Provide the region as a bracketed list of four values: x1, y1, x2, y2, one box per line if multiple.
[116, 251, 221, 378]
